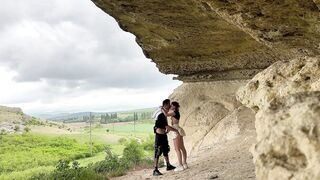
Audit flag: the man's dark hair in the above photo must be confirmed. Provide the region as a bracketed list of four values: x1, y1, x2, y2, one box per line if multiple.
[162, 99, 170, 106]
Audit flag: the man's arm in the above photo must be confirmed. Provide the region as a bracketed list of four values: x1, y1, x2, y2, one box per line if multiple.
[162, 108, 175, 117]
[165, 125, 178, 132]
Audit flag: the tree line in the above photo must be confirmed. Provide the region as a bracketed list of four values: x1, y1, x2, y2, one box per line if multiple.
[62, 112, 153, 124]
[99, 112, 152, 124]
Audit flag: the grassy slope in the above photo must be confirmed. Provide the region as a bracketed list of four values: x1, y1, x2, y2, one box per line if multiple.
[0, 120, 155, 180]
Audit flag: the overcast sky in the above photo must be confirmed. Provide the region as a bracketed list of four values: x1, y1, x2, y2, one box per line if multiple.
[0, 0, 181, 115]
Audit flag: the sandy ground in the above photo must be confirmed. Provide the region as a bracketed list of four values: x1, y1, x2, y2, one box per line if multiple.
[112, 131, 256, 180]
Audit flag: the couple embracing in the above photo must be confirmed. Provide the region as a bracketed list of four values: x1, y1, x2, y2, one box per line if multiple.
[152, 99, 188, 176]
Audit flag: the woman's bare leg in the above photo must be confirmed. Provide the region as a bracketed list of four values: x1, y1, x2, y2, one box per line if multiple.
[180, 136, 187, 164]
[174, 136, 183, 166]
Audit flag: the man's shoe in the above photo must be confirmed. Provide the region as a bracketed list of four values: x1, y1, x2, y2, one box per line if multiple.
[166, 164, 176, 171]
[153, 169, 163, 176]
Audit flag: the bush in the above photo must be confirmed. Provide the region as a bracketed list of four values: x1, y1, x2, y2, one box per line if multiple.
[0, 129, 7, 135]
[30, 160, 106, 180]
[141, 135, 154, 151]
[118, 138, 127, 144]
[91, 147, 124, 174]
[25, 118, 45, 126]
[24, 127, 31, 133]
[122, 140, 144, 167]
[56, 160, 70, 171]
[14, 125, 20, 132]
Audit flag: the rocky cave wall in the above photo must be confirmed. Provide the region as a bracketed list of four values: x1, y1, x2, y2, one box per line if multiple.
[237, 57, 320, 179]
[169, 81, 255, 156]
[92, 0, 320, 179]
[92, 0, 319, 81]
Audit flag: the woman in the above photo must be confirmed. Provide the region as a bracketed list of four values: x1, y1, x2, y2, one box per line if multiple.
[163, 101, 188, 171]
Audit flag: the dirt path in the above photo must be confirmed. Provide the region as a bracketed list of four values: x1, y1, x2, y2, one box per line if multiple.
[112, 132, 256, 180]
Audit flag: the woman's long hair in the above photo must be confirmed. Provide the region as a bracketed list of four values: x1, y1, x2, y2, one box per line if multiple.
[171, 101, 180, 111]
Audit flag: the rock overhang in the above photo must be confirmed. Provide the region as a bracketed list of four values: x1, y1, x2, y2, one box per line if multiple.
[91, 0, 320, 81]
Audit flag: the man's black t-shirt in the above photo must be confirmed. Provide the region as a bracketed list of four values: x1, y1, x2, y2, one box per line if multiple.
[155, 113, 168, 130]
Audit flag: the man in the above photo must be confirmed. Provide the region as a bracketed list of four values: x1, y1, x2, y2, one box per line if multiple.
[153, 99, 177, 176]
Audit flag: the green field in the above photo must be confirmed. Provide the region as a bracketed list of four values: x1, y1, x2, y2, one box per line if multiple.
[0, 119, 155, 180]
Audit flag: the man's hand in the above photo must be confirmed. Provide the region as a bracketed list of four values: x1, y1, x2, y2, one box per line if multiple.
[166, 125, 178, 133]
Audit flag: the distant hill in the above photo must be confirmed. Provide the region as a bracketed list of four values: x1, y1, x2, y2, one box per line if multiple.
[0, 105, 31, 124]
[35, 107, 156, 123]
[36, 112, 94, 121]
[0, 105, 33, 133]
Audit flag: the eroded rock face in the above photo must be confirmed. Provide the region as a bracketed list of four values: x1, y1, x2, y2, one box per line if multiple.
[238, 57, 320, 180]
[253, 92, 320, 180]
[92, 0, 319, 81]
[238, 56, 320, 111]
[168, 81, 255, 156]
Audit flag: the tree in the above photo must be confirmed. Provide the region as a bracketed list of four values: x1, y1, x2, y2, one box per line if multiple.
[24, 127, 31, 133]
[14, 125, 20, 132]
[133, 112, 138, 121]
[100, 115, 106, 124]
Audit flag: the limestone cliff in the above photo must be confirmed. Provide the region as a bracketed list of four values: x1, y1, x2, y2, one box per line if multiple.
[168, 81, 255, 156]
[238, 57, 320, 179]
[92, 0, 319, 82]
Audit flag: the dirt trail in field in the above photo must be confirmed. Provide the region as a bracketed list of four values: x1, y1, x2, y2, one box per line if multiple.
[112, 131, 256, 180]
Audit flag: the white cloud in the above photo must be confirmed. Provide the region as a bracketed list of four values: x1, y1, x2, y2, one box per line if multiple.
[0, 0, 182, 114]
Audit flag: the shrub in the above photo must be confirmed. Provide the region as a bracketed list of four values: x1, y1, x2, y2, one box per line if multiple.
[56, 160, 70, 171]
[30, 160, 106, 180]
[25, 118, 45, 126]
[118, 138, 127, 144]
[92, 147, 122, 174]
[72, 161, 80, 169]
[24, 127, 31, 133]
[141, 135, 154, 151]
[122, 140, 144, 167]
[14, 125, 20, 132]
[0, 129, 7, 135]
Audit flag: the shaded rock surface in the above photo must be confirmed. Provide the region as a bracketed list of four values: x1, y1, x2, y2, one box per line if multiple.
[238, 57, 320, 180]
[91, 0, 320, 81]
[168, 81, 255, 156]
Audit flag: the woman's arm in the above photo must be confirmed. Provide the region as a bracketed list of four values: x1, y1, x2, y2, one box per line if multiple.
[162, 108, 175, 117]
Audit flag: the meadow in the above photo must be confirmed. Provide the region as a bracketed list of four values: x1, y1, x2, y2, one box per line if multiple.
[0, 119, 155, 180]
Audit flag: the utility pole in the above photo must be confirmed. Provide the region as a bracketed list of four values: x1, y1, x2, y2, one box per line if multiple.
[112, 122, 114, 134]
[113, 115, 115, 134]
[89, 112, 92, 156]
[133, 112, 137, 136]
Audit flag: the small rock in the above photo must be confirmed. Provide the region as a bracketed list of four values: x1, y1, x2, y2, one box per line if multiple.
[209, 174, 218, 179]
